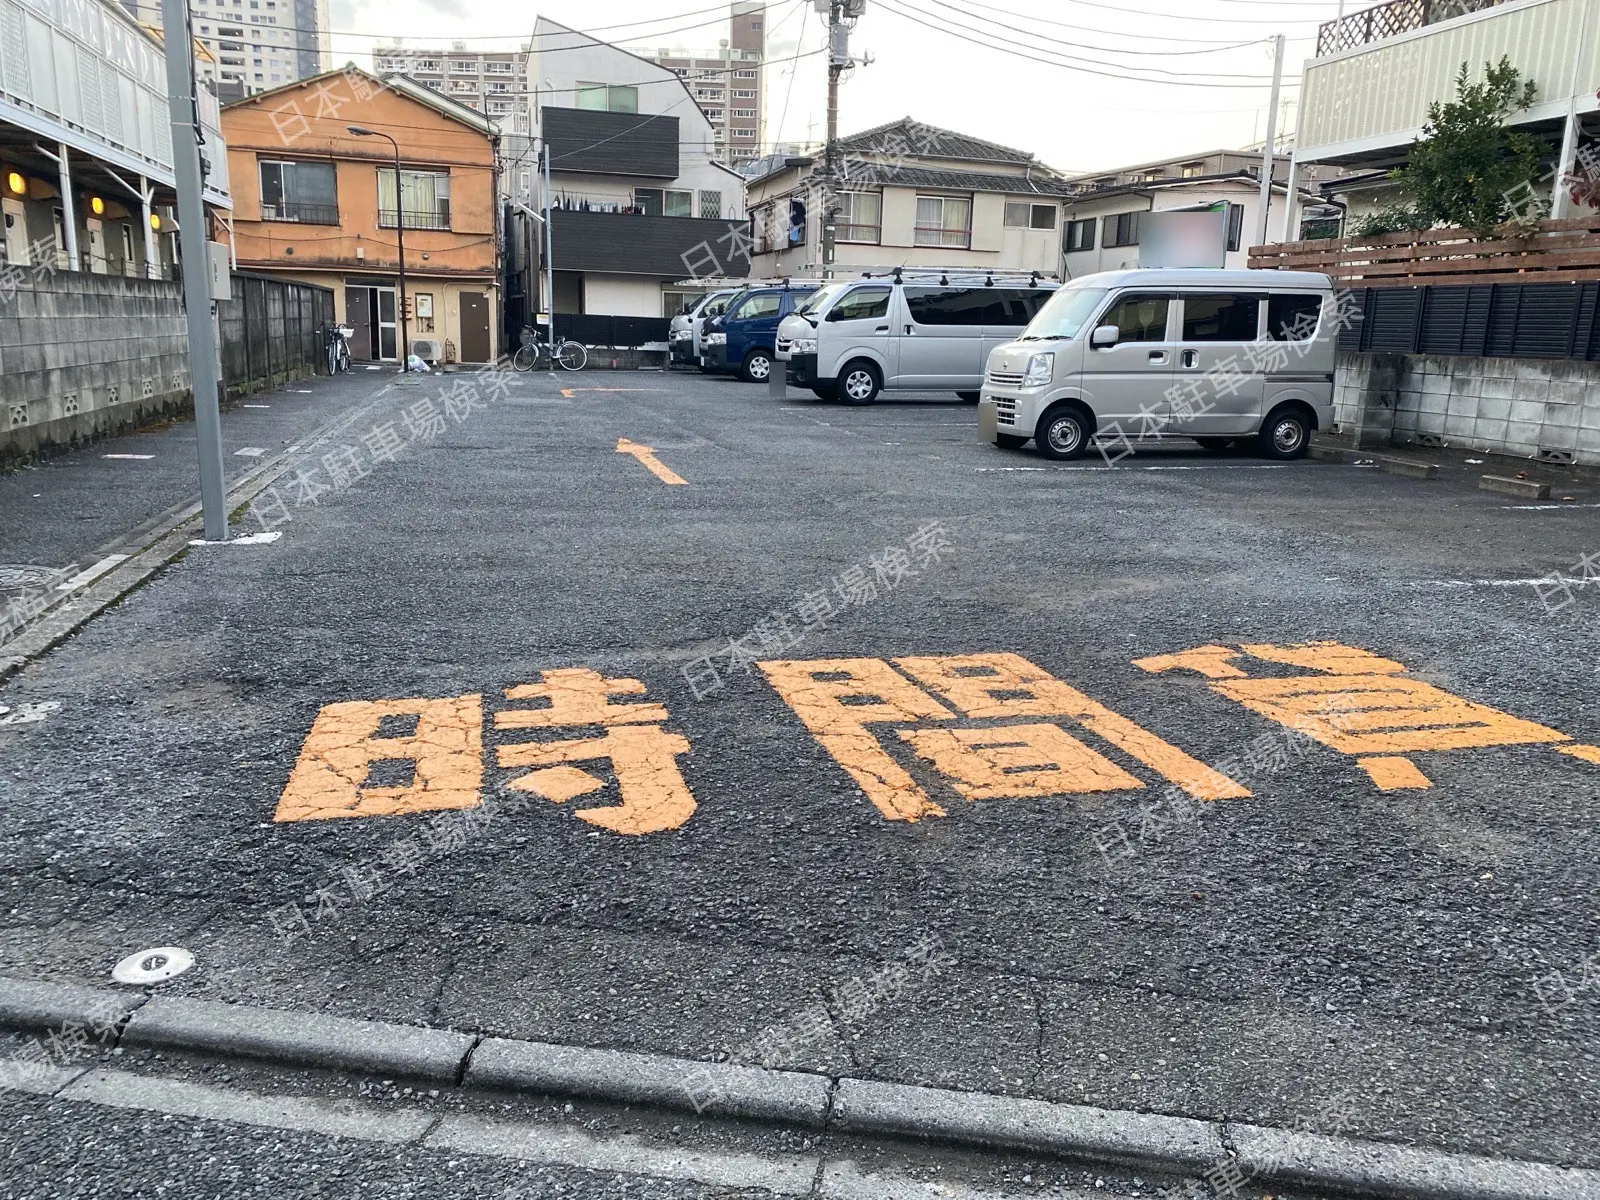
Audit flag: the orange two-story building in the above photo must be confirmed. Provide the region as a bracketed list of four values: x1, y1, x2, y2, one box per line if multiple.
[221, 69, 499, 364]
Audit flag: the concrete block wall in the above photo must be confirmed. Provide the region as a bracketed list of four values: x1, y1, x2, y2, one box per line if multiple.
[0, 270, 193, 465]
[1335, 351, 1600, 465]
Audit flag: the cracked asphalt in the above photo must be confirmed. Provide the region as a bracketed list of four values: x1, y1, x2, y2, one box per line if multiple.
[2, 365, 1598, 1176]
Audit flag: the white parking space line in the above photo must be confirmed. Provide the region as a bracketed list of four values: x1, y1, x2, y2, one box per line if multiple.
[1501, 503, 1600, 510]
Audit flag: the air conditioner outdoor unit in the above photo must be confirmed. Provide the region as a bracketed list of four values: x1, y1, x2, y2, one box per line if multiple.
[410, 338, 443, 362]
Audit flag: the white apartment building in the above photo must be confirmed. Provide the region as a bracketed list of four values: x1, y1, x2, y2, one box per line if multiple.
[745, 118, 1078, 279]
[629, 1, 766, 166]
[120, 0, 330, 99]
[1059, 150, 1327, 276]
[1291, 0, 1600, 228]
[374, 43, 530, 132]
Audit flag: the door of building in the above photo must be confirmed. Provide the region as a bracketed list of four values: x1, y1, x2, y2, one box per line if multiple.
[86, 219, 107, 274]
[344, 285, 398, 360]
[2, 199, 28, 265]
[345, 287, 373, 361]
[459, 291, 491, 363]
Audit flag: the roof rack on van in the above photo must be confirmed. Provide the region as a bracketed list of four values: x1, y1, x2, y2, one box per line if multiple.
[669, 275, 818, 289]
[856, 268, 1058, 288]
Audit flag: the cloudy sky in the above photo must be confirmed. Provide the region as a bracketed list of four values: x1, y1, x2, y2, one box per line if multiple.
[327, 0, 1354, 174]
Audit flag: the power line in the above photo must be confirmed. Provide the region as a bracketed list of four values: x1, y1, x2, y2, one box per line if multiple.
[874, 0, 1297, 87]
[954, 0, 1313, 44]
[1055, 0, 1331, 26]
[916, 0, 1269, 58]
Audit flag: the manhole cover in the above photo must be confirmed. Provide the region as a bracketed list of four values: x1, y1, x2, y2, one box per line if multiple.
[0, 564, 60, 593]
[112, 946, 195, 985]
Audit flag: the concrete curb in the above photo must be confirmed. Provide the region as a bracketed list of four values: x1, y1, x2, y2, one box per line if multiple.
[467, 1036, 831, 1128]
[4, 974, 1599, 1200]
[0, 384, 395, 684]
[121, 995, 474, 1083]
[833, 1077, 1219, 1173]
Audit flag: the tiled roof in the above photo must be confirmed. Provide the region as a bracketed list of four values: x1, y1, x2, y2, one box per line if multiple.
[842, 160, 1081, 197]
[836, 117, 1036, 166]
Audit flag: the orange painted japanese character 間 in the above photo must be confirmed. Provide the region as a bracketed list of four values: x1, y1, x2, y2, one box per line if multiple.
[759, 652, 1248, 822]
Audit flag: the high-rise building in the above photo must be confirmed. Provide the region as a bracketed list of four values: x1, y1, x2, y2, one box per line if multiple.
[630, 1, 766, 165]
[120, 0, 330, 99]
[372, 42, 531, 134]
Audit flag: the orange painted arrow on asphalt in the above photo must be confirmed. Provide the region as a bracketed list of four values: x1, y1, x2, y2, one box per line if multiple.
[615, 437, 687, 485]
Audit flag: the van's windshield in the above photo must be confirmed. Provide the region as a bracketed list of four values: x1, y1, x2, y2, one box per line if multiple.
[792, 283, 849, 318]
[1018, 286, 1110, 341]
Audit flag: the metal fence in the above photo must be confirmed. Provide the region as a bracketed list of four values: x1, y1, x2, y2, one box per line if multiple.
[1315, 0, 1512, 55]
[217, 272, 336, 396]
[552, 314, 672, 347]
[1336, 282, 1600, 361]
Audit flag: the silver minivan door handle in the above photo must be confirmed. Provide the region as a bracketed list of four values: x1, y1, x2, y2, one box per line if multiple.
[1181, 349, 1199, 369]
[876, 325, 889, 333]
[905, 325, 914, 335]
[1148, 350, 1168, 364]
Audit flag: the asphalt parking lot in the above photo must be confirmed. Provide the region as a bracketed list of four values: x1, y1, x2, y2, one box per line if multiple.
[2, 364, 1598, 1179]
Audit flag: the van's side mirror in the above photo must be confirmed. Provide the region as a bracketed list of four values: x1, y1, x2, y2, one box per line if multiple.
[1091, 324, 1119, 348]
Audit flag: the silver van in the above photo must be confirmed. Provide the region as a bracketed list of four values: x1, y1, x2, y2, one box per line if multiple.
[671, 289, 740, 371]
[977, 269, 1336, 460]
[776, 275, 1058, 404]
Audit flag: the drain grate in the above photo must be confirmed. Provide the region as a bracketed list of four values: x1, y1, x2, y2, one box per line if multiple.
[0, 564, 64, 593]
[1538, 448, 1577, 466]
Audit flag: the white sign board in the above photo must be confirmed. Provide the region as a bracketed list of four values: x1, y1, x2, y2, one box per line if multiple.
[1140, 210, 1227, 270]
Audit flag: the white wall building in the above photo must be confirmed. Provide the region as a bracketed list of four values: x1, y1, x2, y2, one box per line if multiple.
[522, 17, 750, 322]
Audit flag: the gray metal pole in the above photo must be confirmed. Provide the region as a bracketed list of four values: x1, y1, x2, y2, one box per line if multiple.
[160, 0, 228, 541]
[54, 143, 80, 272]
[139, 176, 158, 279]
[543, 141, 554, 344]
[1254, 34, 1286, 249]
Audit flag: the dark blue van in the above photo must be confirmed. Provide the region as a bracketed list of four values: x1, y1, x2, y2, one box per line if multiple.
[702, 282, 820, 382]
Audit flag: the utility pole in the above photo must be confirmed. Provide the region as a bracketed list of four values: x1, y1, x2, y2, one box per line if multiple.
[1254, 33, 1286, 250]
[819, 0, 860, 280]
[160, 0, 227, 542]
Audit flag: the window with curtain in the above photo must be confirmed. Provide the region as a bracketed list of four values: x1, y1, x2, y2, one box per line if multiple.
[378, 169, 451, 229]
[914, 195, 970, 248]
[838, 192, 881, 243]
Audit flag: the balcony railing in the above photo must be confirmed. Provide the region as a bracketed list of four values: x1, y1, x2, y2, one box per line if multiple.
[261, 202, 340, 225]
[1316, 0, 1513, 55]
[378, 208, 451, 230]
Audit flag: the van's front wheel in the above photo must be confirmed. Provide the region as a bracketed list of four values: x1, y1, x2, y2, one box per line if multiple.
[840, 360, 881, 405]
[741, 350, 773, 383]
[1035, 406, 1091, 461]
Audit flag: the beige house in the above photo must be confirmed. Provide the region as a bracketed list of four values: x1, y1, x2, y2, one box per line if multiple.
[743, 118, 1077, 279]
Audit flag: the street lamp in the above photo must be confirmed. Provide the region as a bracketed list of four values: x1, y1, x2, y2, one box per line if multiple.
[348, 125, 409, 372]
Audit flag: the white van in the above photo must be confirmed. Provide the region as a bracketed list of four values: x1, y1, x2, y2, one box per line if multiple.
[977, 269, 1337, 460]
[671, 289, 740, 370]
[776, 275, 1058, 404]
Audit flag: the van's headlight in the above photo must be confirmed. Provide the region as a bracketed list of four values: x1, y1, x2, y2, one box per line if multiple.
[791, 337, 817, 354]
[704, 332, 726, 346]
[1024, 353, 1054, 387]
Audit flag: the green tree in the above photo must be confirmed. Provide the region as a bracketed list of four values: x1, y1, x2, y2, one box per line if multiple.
[1394, 57, 1541, 236]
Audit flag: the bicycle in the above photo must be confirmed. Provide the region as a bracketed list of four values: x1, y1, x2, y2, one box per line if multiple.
[511, 325, 587, 372]
[324, 322, 353, 374]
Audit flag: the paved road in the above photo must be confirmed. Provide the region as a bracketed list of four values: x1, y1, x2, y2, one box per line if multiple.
[2, 366, 1598, 1174]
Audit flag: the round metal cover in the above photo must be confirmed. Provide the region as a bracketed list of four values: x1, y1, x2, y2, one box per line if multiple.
[112, 946, 195, 985]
